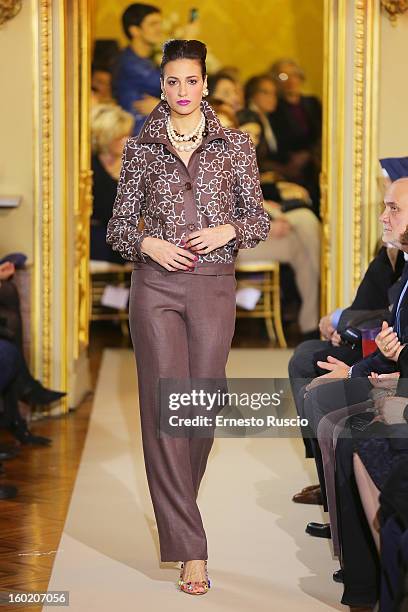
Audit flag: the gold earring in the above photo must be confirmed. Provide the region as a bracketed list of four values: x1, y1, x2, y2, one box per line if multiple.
[203, 87, 209, 97]
[161, 92, 166, 100]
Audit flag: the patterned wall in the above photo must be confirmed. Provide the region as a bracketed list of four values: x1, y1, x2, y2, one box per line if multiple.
[93, 0, 324, 97]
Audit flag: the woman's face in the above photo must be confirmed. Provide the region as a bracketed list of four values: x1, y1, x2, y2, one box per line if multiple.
[92, 70, 112, 101]
[240, 122, 262, 148]
[213, 78, 240, 112]
[252, 79, 278, 114]
[161, 59, 206, 116]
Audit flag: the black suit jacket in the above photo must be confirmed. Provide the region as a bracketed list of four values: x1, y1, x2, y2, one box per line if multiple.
[352, 261, 408, 377]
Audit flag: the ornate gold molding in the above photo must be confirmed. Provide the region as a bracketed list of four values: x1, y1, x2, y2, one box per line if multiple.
[352, 1, 380, 292]
[0, 0, 22, 26]
[321, 0, 379, 312]
[352, 1, 365, 292]
[381, 0, 408, 24]
[75, 170, 92, 355]
[38, 0, 53, 385]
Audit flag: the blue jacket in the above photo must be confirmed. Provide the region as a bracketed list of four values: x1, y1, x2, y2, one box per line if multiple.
[112, 47, 161, 136]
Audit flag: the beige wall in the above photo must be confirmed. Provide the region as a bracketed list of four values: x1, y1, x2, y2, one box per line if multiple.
[379, 12, 408, 158]
[0, 1, 34, 262]
[94, 0, 324, 97]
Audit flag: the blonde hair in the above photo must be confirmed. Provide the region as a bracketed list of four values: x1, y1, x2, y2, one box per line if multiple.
[91, 103, 134, 154]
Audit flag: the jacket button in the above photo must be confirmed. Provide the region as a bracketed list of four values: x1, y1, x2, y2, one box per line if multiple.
[185, 182, 192, 190]
[187, 223, 196, 231]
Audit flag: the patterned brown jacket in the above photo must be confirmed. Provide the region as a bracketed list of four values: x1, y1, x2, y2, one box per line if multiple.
[106, 99, 270, 274]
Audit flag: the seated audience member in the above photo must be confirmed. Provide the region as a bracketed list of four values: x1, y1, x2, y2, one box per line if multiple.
[237, 108, 312, 206]
[90, 104, 135, 263]
[314, 333, 408, 612]
[290, 244, 404, 468]
[233, 110, 321, 339]
[0, 337, 52, 447]
[215, 66, 245, 111]
[0, 260, 62, 447]
[91, 63, 115, 105]
[377, 457, 408, 611]
[206, 97, 239, 128]
[208, 97, 320, 338]
[298, 175, 408, 610]
[0, 258, 65, 408]
[268, 59, 322, 215]
[243, 75, 281, 174]
[112, 3, 162, 135]
[207, 71, 242, 113]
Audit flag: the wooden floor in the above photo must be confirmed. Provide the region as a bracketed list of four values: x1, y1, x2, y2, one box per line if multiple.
[0, 316, 300, 610]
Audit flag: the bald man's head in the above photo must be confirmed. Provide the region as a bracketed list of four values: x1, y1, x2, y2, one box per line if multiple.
[381, 178, 408, 249]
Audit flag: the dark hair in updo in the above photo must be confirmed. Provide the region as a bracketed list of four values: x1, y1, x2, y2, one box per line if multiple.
[160, 39, 207, 79]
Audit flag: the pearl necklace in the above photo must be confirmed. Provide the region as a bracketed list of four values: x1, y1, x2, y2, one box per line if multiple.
[166, 112, 206, 152]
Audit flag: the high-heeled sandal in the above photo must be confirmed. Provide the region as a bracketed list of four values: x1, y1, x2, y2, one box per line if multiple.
[177, 560, 211, 595]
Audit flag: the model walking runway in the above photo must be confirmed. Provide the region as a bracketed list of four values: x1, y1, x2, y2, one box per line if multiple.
[44, 348, 342, 611]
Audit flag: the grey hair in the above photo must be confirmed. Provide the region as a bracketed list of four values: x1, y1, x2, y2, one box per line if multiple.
[269, 58, 305, 83]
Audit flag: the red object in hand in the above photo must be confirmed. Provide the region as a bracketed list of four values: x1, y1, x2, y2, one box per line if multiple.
[362, 338, 377, 357]
[361, 327, 381, 357]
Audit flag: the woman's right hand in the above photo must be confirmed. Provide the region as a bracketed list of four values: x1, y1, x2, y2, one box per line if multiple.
[140, 237, 198, 271]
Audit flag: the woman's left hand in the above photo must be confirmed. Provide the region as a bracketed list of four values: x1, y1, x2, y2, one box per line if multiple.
[184, 224, 236, 254]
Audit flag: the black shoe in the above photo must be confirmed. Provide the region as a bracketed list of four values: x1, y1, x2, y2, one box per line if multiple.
[0, 484, 18, 499]
[15, 431, 52, 446]
[305, 522, 332, 539]
[8, 420, 52, 446]
[0, 445, 20, 460]
[20, 381, 66, 406]
[333, 569, 344, 583]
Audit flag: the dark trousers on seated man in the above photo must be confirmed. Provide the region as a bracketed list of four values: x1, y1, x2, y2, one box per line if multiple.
[288, 339, 363, 460]
[301, 377, 382, 607]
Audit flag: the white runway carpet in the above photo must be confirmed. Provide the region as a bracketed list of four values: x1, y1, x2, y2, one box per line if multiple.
[45, 348, 343, 611]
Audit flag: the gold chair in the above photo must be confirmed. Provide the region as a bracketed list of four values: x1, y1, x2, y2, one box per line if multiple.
[234, 261, 287, 348]
[89, 260, 133, 337]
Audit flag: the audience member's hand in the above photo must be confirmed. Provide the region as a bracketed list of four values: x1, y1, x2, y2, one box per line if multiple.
[374, 396, 408, 425]
[133, 95, 160, 116]
[0, 261, 16, 280]
[140, 237, 197, 271]
[277, 181, 310, 202]
[319, 314, 334, 340]
[184, 224, 236, 254]
[375, 321, 405, 361]
[305, 356, 351, 392]
[331, 331, 342, 347]
[269, 218, 291, 239]
[315, 355, 350, 379]
[260, 171, 279, 184]
[369, 371, 400, 391]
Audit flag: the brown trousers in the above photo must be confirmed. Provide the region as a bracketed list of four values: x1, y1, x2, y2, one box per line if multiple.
[129, 267, 236, 562]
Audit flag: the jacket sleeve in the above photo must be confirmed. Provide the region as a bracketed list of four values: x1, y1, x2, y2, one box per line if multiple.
[106, 138, 148, 262]
[229, 132, 271, 250]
